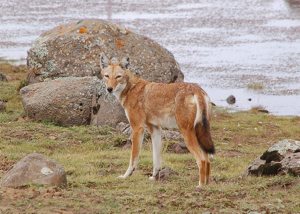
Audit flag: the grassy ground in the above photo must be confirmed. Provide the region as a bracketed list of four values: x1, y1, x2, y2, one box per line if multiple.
[0, 62, 300, 213]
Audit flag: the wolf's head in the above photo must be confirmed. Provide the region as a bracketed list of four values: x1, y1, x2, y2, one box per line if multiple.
[100, 54, 130, 96]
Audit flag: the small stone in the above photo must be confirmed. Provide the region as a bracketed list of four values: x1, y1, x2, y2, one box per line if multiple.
[0, 153, 67, 188]
[53, 191, 63, 197]
[122, 140, 132, 149]
[49, 136, 57, 140]
[162, 130, 182, 141]
[0, 73, 8, 81]
[168, 142, 189, 154]
[258, 109, 269, 114]
[226, 95, 236, 104]
[156, 167, 178, 181]
[211, 102, 216, 106]
[0, 100, 6, 112]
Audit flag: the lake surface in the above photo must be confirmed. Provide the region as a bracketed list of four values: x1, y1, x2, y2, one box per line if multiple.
[0, 0, 299, 115]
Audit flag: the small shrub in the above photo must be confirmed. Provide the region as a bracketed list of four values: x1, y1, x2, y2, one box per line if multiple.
[247, 82, 264, 91]
[17, 79, 29, 91]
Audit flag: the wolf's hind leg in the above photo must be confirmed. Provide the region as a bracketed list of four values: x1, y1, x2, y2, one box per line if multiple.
[149, 127, 162, 180]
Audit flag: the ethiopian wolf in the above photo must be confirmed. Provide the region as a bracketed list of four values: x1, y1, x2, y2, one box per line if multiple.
[100, 54, 215, 188]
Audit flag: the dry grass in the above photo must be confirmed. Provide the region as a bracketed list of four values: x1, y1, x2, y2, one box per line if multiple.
[0, 62, 300, 213]
[247, 82, 264, 91]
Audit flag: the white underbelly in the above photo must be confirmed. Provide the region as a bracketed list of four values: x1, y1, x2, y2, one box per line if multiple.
[151, 116, 178, 129]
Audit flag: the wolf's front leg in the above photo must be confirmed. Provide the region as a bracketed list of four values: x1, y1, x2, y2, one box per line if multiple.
[149, 127, 162, 180]
[118, 127, 144, 179]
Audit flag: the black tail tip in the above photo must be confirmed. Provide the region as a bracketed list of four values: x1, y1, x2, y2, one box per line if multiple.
[205, 145, 215, 154]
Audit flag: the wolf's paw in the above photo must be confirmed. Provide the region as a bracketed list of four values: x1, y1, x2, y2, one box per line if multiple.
[118, 175, 127, 179]
[149, 176, 156, 181]
[195, 185, 202, 191]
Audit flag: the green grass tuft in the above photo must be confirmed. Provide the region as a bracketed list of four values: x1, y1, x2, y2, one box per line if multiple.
[0, 63, 299, 213]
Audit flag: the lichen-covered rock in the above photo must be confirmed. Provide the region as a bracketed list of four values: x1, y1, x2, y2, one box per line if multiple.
[27, 19, 183, 84]
[246, 139, 300, 176]
[280, 153, 300, 176]
[246, 158, 267, 176]
[20, 76, 126, 126]
[0, 153, 67, 188]
[261, 139, 300, 162]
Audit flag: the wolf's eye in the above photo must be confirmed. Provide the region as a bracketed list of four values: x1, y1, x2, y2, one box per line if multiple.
[116, 75, 122, 79]
[104, 75, 109, 78]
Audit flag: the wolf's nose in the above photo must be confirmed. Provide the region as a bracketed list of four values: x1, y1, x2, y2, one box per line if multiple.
[107, 87, 113, 93]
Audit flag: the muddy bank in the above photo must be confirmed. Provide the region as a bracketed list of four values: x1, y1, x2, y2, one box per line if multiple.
[0, 0, 299, 115]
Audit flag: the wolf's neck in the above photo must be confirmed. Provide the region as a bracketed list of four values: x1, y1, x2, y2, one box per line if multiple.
[119, 74, 146, 106]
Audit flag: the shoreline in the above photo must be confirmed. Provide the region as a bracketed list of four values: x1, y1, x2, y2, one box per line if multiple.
[1, 58, 299, 117]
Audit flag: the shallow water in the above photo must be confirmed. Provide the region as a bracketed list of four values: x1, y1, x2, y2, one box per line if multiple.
[0, 0, 299, 115]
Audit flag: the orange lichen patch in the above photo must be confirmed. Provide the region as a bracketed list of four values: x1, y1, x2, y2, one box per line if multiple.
[115, 38, 125, 49]
[79, 27, 88, 34]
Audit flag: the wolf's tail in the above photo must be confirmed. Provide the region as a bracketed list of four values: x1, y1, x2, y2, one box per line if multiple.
[194, 95, 215, 154]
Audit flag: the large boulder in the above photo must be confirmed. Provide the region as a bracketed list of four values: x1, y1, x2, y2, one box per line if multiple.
[24, 19, 183, 126]
[0, 153, 67, 188]
[246, 139, 300, 176]
[20, 76, 126, 126]
[27, 19, 183, 84]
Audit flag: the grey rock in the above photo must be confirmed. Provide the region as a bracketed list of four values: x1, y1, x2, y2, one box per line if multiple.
[168, 142, 189, 154]
[247, 159, 282, 176]
[121, 139, 132, 149]
[261, 139, 300, 162]
[116, 122, 131, 136]
[27, 19, 183, 84]
[162, 130, 182, 141]
[156, 167, 178, 181]
[257, 109, 269, 114]
[226, 95, 236, 104]
[0, 153, 67, 188]
[246, 139, 300, 176]
[20, 76, 126, 126]
[246, 158, 266, 176]
[280, 153, 300, 176]
[268, 139, 300, 154]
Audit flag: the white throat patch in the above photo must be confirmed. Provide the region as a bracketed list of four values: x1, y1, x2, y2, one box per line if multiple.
[113, 83, 127, 102]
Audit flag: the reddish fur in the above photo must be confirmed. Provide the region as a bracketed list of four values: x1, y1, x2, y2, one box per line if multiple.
[101, 59, 214, 187]
[206, 161, 211, 184]
[200, 160, 206, 184]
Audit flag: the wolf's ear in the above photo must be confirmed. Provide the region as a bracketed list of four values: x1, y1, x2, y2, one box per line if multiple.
[100, 53, 109, 70]
[120, 57, 130, 69]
